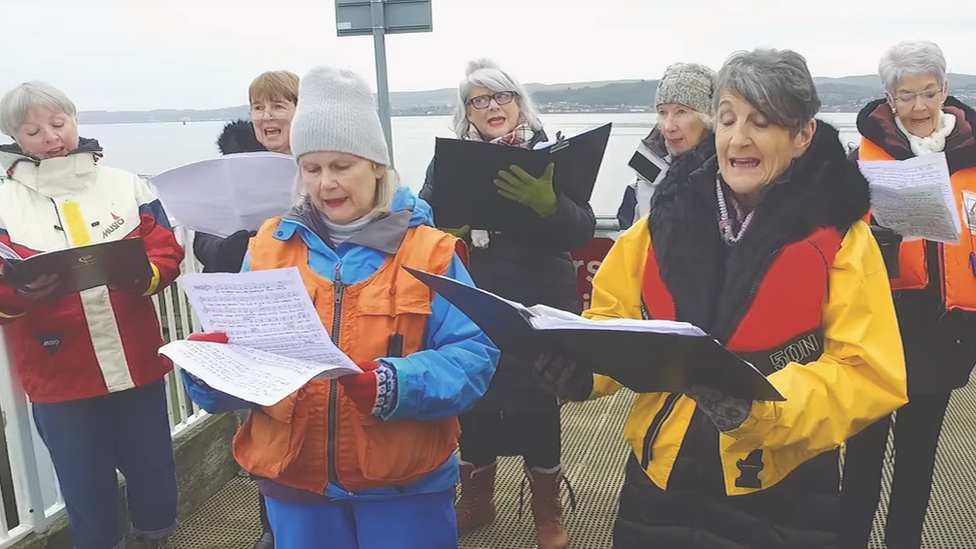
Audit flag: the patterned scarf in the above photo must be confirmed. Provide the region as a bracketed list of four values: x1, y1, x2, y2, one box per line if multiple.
[465, 121, 537, 148]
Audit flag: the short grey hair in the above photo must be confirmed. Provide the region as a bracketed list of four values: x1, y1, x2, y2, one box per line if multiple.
[713, 48, 821, 135]
[878, 40, 947, 96]
[452, 59, 543, 138]
[0, 81, 77, 138]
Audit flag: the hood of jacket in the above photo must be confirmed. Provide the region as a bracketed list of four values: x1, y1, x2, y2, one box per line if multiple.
[217, 119, 267, 155]
[648, 120, 871, 340]
[857, 96, 976, 173]
[0, 137, 105, 196]
[641, 125, 670, 161]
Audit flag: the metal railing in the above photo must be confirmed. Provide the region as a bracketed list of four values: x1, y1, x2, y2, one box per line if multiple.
[0, 222, 207, 546]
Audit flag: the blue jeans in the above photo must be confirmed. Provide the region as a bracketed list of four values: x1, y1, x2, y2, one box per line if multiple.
[33, 380, 178, 549]
[266, 489, 458, 549]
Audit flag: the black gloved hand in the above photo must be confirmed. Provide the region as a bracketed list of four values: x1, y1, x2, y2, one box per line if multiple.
[216, 230, 255, 273]
[685, 385, 753, 432]
[532, 352, 594, 402]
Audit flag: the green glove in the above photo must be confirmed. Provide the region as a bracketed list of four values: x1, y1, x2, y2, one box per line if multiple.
[438, 225, 471, 238]
[494, 163, 558, 217]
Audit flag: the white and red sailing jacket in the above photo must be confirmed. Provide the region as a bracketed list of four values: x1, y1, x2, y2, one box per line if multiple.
[0, 139, 184, 403]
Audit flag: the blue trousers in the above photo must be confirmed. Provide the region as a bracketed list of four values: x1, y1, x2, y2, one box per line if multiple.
[266, 489, 458, 549]
[33, 380, 178, 549]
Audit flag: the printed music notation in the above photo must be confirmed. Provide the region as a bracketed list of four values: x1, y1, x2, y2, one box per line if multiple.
[159, 268, 360, 406]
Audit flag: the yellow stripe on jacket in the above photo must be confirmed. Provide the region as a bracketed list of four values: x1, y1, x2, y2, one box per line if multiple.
[59, 201, 91, 247]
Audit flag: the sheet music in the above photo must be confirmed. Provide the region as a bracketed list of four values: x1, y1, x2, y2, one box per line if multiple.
[179, 268, 355, 368]
[525, 304, 706, 336]
[150, 152, 296, 238]
[159, 341, 359, 406]
[859, 153, 961, 244]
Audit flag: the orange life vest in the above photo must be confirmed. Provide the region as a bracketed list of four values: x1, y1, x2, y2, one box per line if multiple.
[233, 218, 462, 494]
[859, 138, 976, 311]
[640, 227, 842, 488]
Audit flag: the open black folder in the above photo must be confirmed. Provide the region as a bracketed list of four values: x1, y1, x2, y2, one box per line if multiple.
[405, 266, 785, 402]
[430, 123, 612, 231]
[0, 238, 152, 299]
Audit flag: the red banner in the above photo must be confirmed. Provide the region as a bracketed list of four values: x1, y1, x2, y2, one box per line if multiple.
[570, 237, 616, 311]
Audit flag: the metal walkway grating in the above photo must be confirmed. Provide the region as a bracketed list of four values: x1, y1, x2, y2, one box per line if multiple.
[170, 374, 976, 549]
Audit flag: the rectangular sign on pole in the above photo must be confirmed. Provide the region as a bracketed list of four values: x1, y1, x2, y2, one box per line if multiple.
[336, 0, 432, 37]
[336, 0, 433, 169]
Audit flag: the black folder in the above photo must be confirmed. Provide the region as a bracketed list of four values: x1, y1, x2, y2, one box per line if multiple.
[430, 123, 612, 231]
[0, 238, 152, 299]
[405, 266, 784, 402]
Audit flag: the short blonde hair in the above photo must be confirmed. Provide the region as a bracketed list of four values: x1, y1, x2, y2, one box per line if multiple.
[249, 71, 300, 105]
[292, 163, 400, 219]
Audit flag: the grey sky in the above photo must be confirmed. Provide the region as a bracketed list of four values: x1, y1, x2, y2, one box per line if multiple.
[2, 0, 974, 111]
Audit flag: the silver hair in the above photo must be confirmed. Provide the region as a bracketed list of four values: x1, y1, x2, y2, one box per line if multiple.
[291, 164, 399, 218]
[878, 40, 947, 96]
[0, 81, 78, 138]
[713, 49, 821, 135]
[452, 59, 543, 138]
[696, 111, 714, 131]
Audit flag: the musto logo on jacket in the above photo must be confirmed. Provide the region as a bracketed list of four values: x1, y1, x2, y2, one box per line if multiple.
[102, 212, 126, 239]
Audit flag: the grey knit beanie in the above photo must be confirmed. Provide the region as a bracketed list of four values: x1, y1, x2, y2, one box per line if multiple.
[654, 62, 717, 114]
[290, 66, 390, 165]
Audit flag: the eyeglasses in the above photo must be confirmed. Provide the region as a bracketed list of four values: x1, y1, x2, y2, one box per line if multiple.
[467, 91, 516, 110]
[250, 102, 293, 120]
[892, 89, 943, 106]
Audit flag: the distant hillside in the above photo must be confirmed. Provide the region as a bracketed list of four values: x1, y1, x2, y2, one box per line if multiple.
[76, 74, 976, 124]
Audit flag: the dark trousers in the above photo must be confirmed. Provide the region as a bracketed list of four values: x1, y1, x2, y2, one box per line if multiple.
[840, 393, 951, 549]
[458, 407, 561, 470]
[32, 380, 178, 549]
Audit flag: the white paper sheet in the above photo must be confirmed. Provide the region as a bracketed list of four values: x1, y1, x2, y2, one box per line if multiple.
[149, 152, 296, 238]
[159, 341, 359, 406]
[525, 303, 706, 336]
[178, 268, 357, 369]
[858, 152, 962, 244]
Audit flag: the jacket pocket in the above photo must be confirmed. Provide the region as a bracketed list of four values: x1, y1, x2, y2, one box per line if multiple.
[353, 415, 460, 484]
[233, 391, 310, 479]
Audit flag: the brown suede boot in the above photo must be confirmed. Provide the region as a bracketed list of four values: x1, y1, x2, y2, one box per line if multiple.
[527, 466, 571, 549]
[456, 460, 497, 535]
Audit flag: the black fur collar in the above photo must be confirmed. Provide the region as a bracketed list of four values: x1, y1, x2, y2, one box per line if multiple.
[648, 120, 870, 341]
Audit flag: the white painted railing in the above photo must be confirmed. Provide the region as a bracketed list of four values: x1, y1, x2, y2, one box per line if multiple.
[0, 221, 206, 546]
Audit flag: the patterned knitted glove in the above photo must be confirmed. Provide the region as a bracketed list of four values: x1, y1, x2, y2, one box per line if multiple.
[685, 385, 752, 432]
[338, 361, 398, 417]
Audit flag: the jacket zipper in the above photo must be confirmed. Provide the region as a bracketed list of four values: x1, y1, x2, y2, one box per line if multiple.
[328, 263, 344, 487]
[641, 392, 681, 469]
[719, 248, 782, 344]
[50, 199, 69, 246]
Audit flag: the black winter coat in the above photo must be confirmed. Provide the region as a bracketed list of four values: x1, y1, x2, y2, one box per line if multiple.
[420, 130, 597, 414]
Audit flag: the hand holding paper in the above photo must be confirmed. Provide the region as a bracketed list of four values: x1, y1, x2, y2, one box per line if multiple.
[159, 268, 362, 406]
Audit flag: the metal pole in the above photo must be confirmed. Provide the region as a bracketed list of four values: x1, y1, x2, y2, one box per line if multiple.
[371, 0, 395, 168]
